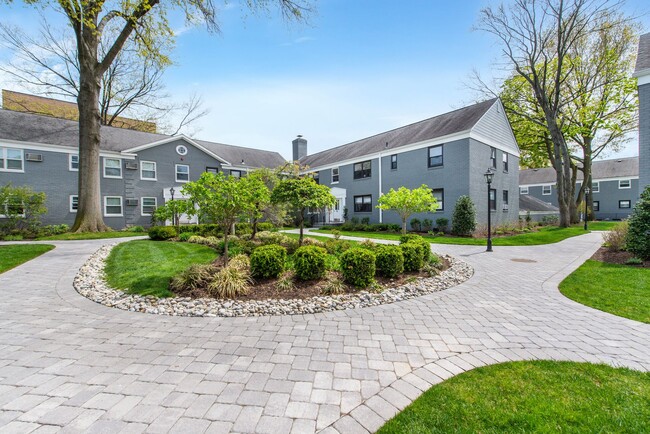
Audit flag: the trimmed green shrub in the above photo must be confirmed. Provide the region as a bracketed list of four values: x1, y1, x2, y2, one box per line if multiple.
[340, 248, 376, 287]
[361, 217, 370, 225]
[399, 234, 431, 263]
[125, 225, 145, 233]
[422, 218, 433, 232]
[451, 195, 476, 236]
[375, 245, 404, 278]
[293, 246, 327, 280]
[410, 218, 421, 231]
[626, 185, 650, 259]
[435, 217, 449, 232]
[178, 232, 193, 242]
[250, 245, 287, 279]
[324, 239, 352, 256]
[148, 226, 177, 240]
[401, 242, 424, 272]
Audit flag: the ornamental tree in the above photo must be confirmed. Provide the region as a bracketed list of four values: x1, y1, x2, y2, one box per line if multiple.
[182, 172, 265, 262]
[376, 185, 438, 235]
[2, 0, 312, 233]
[270, 177, 335, 245]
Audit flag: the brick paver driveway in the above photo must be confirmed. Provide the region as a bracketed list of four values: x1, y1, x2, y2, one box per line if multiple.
[0, 233, 648, 433]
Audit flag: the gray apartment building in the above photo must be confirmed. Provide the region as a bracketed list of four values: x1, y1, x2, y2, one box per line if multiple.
[299, 98, 521, 226]
[0, 109, 286, 227]
[519, 157, 639, 220]
[635, 32, 650, 196]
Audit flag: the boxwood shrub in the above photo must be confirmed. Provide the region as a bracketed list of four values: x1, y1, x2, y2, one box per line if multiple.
[375, 245, 404, 278]
[293, 246, 328, 280]
[399, 234, 431, 263]
[401, 242, 424, 272]
[250, 245, 287, 279]
[340, 248, 376, 287]
[148, 226, 177, 240]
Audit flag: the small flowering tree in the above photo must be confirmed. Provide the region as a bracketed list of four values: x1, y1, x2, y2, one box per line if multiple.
[376, 185, 438, 235]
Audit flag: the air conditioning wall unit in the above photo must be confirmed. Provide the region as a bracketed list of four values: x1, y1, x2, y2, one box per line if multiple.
[25, 153, 43, 162]
[125, 199, 138, 206]
[502, 204, 509, 210]
[125, 162, 138, 170]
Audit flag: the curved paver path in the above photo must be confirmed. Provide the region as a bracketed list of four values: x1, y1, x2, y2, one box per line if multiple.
[0, 233, 648, 433]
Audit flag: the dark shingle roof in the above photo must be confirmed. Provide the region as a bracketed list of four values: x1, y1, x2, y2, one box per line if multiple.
[519, 157, 639, 185]
[300, 99, 498, 169]
[635, 33, 650, 74]
[0, 109, 286, 168]
[519, 195, 559, 213]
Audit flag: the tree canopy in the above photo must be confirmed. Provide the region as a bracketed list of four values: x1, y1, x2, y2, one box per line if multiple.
[376, 185, 438, 234]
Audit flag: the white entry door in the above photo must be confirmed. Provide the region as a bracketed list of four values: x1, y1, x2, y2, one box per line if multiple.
[328, 187, 346, 223]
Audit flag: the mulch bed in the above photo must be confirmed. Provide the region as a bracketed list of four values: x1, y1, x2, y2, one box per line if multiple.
[590, 247, 650, 268]
[175, 257, 451, 301]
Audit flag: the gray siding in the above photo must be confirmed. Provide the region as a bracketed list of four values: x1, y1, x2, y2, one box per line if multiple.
[522, 178, 639, 220]
[640, 83, 650, 196]
[471, 100, 519, 154]
[468, 139, 520, 226]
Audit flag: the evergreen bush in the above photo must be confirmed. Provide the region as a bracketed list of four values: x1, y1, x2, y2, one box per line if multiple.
[250, 245, 287, 278]
[340, 248, 376, 287]
[375, 245, 404, 278]
[399, 234, 431, 262]
[451, 195, 476, 236]
[626, 186, 650, 260]
[401, 242, 424, 271]
[148, 226, 177, 240]
[293, 246, 328, 280]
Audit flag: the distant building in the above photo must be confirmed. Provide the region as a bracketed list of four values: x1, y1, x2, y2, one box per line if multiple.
[519, 157, 639, 220]
[634, 33, 650, 196]
[2, 89, 157, 133]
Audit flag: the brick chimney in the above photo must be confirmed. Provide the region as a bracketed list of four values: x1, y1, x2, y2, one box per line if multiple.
[292, 135, 307, 162]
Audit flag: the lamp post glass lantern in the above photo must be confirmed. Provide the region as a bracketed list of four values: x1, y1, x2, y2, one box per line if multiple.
[584, 187, 590, 230]
[484, 168, 494, 252]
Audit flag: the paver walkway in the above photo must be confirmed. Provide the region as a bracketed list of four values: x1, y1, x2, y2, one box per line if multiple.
[0, 233, 648, 433]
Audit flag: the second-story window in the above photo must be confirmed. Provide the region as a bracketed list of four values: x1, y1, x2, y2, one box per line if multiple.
[503, 153, 509, 172]
[391, 154, 397, 170]
[69, 154, 79, 171]
[0, 147, 24, 172]
[332, 167, 339, 183]
[428, 145, 443, 168]
[103, 158, 122, 178]
[140, 161, 157, 180]
[490, 147, 497, 169]
[542, 185, 552, 195]
[175, 164, 189, 182]
[353, 160, 371, 179]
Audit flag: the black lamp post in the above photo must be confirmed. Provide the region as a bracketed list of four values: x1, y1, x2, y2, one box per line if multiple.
[169, 187, 176, 227]
[484, 168, 495, 252]
[583, 186, 590, 230]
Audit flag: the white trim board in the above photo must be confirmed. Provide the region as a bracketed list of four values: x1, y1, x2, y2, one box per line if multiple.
[0, 139, 136, 159]
[124, 135, 231, 165]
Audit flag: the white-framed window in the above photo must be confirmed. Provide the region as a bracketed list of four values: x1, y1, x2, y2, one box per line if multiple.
[619, 200, 631, 209]
[427, 145, 443, 168]
[0, 197, 25, 218]
[103, 196, 123, 217]
[332, 167, 339, 183]
[69, 195, 78, 213]
[69, 154, 79, 171]
[593, 201, 600, 212]
[390, 154, 397, 170]
[502, 190, 509, 211]
[502, 153, 509, 172]
[542, 185, 552, 195]
[591, 181, 600, 193]
[490, 147, 497, 169]
[0, 147, 24, 172]
[520, 186, 529, 195]
[140, 161, 156, 180]
[230, 170, 242, 178]
[175, 164, 190, 182]
[619, 179, 631, 189]
[103, 158, 122, 178]
[141, 197, 157, 216]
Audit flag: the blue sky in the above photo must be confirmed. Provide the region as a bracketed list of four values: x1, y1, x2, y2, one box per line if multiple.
[1, 0, 648, 160]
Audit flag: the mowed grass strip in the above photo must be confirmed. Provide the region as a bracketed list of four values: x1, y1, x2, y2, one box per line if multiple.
[379, 361, 650, 434]
[37, 231, 144, 241]
[313, 225, 589, 246]
[104, 240, 217, 297]
[560, 259, 650, 323]
[0, 244, 55, 273]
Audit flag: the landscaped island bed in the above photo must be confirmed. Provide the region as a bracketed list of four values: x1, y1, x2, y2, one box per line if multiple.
[0, 244, 54, 273]
[74, 234, 472, 317]
[379, 361, 650, 433]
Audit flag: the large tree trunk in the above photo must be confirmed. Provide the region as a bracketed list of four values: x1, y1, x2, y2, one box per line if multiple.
[298, 208, 305, 246]
[71, 24, 110, 232]
[546, 119, 572, 228]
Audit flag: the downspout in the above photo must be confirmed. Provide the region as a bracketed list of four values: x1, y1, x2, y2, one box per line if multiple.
[378, 152, 383, 223]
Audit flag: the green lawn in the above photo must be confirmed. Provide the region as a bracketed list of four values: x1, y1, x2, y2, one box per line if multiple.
[0, 244, 55, 273]
[313, 225, 589, 246]
[37, 231, 145, 241]
[379, 361, 650, 434]
[560, 259, 649, 323]
[587, 221, 621, 231]
[104, 240, 217, 297]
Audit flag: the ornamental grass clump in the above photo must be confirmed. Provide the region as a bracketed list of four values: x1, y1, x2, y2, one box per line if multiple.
[169, 263, 216, 293]
[293, 246, 328, 280]
[322, 271, 346, 295]
[275, 271, 296, 291]
[375, 245, 404, 278]
[340, 248, 376, 288]
[250, 245, 286, 279]
[208, 265, 252, 298]
[229, 254, 251, 272]
[603, 221, 628, 251]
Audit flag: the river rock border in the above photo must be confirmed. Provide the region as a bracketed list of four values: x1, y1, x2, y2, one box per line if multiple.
[74, 243, 474, 317]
